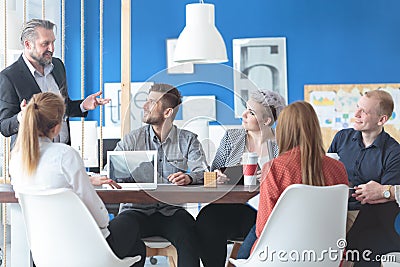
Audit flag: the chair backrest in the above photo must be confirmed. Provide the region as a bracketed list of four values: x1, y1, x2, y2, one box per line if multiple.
[245, 184, 348, 266]
[18, 188, 140, 267]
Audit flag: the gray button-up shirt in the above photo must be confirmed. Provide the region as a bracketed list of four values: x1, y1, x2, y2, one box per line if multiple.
[115, 124, 208, 216]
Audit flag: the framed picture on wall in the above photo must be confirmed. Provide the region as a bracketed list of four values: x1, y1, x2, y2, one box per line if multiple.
[166, 38, 194, 74]
[232, 37, 288, 117]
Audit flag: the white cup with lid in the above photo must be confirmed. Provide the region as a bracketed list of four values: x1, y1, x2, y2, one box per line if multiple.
[242, 152, 258, 186]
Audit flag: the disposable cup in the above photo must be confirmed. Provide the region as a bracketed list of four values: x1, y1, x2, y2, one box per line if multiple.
[242, 152, 258, 186]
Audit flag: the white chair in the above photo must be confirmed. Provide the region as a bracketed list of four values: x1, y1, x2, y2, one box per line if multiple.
[18, 188, 141, 267]
[229, 184, 348, 267]
[382, 252, 400, 266]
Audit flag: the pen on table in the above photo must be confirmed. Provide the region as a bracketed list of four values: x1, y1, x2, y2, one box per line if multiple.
[202, 161, 211, 172]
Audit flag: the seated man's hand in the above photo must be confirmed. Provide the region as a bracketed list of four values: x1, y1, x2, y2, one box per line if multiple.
[256, 170, 262, 182]
[216, 169, 229, 184]
[90, 175, 122, 189]
[168, 171, 191, 186]
[353, 180, 388, 204]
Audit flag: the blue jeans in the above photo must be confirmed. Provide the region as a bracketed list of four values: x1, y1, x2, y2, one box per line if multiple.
[237, 224, 257, 259]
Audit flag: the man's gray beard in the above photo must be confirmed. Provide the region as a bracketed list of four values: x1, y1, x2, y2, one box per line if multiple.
[30, 53, 51, 66]
[39, 57, 52, 66]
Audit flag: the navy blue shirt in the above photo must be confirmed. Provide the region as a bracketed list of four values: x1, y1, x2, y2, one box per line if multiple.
[328, 128, 400, 209]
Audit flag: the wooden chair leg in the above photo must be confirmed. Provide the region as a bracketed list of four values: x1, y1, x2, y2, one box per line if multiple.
[226, 241, 242, 267]
[168, 255, 177, 267]
[165, 245, 177, 267]
[146, 244, 177, 267]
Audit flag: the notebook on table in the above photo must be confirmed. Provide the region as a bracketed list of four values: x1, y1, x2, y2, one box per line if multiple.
[221, 165, 244, 185]
[105, 150, 158, 190]
[221, 164, 261, 185]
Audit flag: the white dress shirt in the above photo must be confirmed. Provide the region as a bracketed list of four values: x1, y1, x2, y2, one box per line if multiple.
[22, 55, 70, 143]
[395, 185, 400, 207]
[10, 137, 110, 237]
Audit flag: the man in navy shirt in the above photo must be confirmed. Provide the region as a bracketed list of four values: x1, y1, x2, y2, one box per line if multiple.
[328, 89, 400, 266]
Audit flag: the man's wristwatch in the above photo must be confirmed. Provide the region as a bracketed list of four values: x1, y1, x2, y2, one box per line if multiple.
[383, 185, 393, 199]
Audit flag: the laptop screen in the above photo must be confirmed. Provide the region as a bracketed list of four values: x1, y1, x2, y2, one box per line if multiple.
[106, 150, 158, 190]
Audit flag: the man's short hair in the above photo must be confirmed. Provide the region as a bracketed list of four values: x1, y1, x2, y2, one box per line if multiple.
[364, 90, 394, 118]
[20, 19, 55, 45]
[149, 83, 182, 110]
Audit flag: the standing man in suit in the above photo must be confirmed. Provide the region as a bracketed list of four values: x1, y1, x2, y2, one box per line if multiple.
[0, 18, 109, 146]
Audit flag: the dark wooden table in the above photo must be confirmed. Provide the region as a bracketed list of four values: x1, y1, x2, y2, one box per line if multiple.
[0, 184, 259, 204]
[0, 184, 259, 267]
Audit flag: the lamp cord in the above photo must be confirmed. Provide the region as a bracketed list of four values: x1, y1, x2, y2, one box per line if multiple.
[61, 0, 65, 62]
[80, 0, 85, 160]
[23, 0, 26, 24]
[99, 0, 104, 170]
[42, 0, 45, 19]
[2, 0, 8, 263]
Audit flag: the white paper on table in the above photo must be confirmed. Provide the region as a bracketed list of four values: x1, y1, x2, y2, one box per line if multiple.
[247, 193, 260, 210]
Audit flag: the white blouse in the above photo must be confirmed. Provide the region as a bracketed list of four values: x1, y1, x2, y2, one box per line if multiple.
[10, 137, 110, 238]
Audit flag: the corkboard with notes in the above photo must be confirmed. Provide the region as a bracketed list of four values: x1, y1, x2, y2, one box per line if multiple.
[304, 84, 400, 150]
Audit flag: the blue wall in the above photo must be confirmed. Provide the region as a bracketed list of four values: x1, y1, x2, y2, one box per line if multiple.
[64, 0, 400, 125]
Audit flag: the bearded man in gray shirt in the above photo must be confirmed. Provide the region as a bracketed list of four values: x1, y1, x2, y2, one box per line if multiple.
[111, 83, 208, 267]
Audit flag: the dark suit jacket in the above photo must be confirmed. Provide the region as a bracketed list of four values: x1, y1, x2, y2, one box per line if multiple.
[0, 55, 87, 145]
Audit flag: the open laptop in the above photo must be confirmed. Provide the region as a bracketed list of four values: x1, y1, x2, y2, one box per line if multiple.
[106, 150, 158, 190]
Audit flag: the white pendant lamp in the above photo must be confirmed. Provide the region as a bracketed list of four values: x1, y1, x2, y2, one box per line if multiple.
[174, 2, 228, 64]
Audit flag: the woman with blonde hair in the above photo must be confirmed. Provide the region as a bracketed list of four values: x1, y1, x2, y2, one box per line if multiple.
[197, 89, 286, 267]
[252, 101, 349, 251]
[10, 92, 146, 266]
